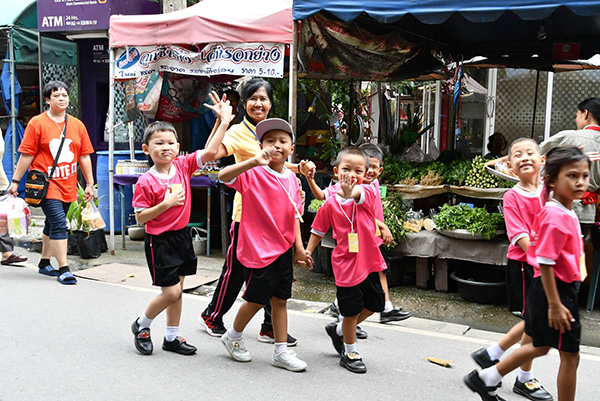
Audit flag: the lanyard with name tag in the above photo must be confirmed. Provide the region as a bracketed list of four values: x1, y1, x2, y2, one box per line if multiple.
[338, 199, 358, 253]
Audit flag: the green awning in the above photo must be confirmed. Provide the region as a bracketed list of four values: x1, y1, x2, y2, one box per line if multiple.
[12, 27, 77, 66]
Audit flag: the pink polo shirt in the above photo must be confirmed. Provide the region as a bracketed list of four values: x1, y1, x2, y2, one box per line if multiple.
[133, 151, 203, 235]
[312, 185, 386, 287]
[226, 165, 302, 269]
[527, 201, 583, 283]
[503, 185, 544, 262]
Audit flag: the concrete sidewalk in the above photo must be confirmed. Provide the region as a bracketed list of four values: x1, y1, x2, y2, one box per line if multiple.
[2, 261, 600, 401]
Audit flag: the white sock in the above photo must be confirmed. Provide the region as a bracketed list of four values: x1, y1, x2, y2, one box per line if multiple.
[335, 322, 343, 337]
[344, 342, 357, 354]
[274, 342, 287, 355]
[486, 343, 505, 361]
[479, 366, 502, 392]
[334, 299, 339, 307]
[138, 312, 153, 329]
[228, 327, 243, 339]
[517, 368, 534, 383]
[165, 326, 178, 342]
[384, 300, 394, 313]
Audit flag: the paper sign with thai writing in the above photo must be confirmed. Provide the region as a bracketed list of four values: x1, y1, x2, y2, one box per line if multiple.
[114, 43, 284, 79]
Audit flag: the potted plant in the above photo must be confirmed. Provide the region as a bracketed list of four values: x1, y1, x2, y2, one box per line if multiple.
[383, 105, 435, 156]
[66, 184, 107, 258]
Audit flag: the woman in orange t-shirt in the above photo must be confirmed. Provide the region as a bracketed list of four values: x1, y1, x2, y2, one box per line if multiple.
[7, 81, 95, 285]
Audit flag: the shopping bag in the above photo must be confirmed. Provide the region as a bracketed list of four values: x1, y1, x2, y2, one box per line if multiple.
[82, 202, 106, 230]
[0, 195, 31, 237]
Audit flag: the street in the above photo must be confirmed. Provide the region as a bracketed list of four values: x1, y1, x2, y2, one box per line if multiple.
[2, 263, 600, 401]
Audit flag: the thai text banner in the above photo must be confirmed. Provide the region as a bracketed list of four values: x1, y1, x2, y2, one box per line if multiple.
[114, 43, 285, 79]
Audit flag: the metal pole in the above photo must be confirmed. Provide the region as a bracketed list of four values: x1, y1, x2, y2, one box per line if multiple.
[544, 72, 554, 142]
[483, 68, 498, 156]
[38, 32, 44, 114]
[531, 70, 540, 138]
[434, 80, 441, 151]
[288, 21, 298, 162]
[7, 29, 17, 172]
[108, 48, 115, 254]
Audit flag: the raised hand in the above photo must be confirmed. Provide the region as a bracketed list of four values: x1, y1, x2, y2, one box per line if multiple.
[203, 91, 227, 121]
[299, 160, 316, 178]
[338, 171, 356, 199]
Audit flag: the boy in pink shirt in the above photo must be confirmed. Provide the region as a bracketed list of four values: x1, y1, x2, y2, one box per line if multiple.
[130, 96, 232, 356]
[306, 146, 387, 374]
[219, 118, 310, 372]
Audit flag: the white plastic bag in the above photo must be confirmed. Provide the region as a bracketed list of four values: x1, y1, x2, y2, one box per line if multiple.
[83, 202, 106, 230]
[0, 195, 31, 237]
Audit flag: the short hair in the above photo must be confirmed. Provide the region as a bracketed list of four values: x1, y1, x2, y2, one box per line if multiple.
[43, 80, 69, 99]
[577, 98, 600, 125]
[487, 132, 507, 152]
[334, 146, 369, 169]
[359, 143, 384, 164]
[224, 89, 240, 101]
[507, 137, 540, 160]
[544, 145, 590, 196]
[143, 121, 178, 145]
[240, 78, 273, 107]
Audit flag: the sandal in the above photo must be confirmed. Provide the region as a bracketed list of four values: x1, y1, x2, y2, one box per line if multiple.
[38, 265, 59, 276]
[57, 271, 77, 285]
[1, 253, 28, 265]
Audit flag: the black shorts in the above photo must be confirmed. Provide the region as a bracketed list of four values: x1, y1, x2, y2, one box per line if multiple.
[144, 227, 197, 287]
[337, 272, 385, 317]
[506, 258, 534, 316]
[242, 247, 293, 305]
[379, 245, 391, 274]
[525, 277, 581, 353]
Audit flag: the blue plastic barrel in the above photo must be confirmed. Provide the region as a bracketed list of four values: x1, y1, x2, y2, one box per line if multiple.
[97, 150, 146, 233]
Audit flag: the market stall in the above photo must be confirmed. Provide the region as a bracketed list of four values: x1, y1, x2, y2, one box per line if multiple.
[106, 0, 293, 253]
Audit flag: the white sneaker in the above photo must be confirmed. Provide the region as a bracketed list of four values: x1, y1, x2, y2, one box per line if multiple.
[221, 333, 251, 362]
[272, 350, 307, 372]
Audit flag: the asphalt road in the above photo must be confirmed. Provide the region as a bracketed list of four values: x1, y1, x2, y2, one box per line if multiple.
[2, 263, 600, 401]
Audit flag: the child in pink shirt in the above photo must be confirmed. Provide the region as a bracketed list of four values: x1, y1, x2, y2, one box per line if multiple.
[469, 138, 553, 401]
[466, 145, 588, 401]
[306, 146, 386, 374]
[219, 118, 309, 372]
[130, 95, 232, 356]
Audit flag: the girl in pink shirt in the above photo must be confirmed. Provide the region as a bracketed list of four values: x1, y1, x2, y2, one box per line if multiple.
[466, 145, 589, 401]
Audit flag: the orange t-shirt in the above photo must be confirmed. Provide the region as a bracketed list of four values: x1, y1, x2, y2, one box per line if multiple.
[19, 112, 94, 203]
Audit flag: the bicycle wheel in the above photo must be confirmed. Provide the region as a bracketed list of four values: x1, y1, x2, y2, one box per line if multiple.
[349, 114, 365, 146]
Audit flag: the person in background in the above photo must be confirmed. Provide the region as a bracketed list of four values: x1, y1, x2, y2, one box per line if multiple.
[0, 128, 27, 266]
[7, 81, 94, 284]
[484, 133, 507, 159]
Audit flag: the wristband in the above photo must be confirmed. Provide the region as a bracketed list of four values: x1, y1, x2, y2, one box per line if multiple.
[11, 178, 20, 184]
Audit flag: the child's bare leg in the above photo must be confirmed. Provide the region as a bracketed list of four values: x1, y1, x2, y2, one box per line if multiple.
[232, 301, 264, 333]
[518, 332, 534, 372]
[270, 297, 287, 344]
[342, 315, 359, 344]
[498, 320, 526, 351]
[496, 343, 549, 376]
[557, 351, 579, 401]
[145, 281, 183, 319]
[165, 278, 185, 327]
[379, 271, 390, 302]
[357, 308, 374, 325]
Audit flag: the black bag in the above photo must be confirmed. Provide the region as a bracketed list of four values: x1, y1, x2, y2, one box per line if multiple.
[24, 115, 68, 207]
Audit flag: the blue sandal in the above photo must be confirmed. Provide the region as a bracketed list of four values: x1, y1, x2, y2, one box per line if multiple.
[38, 265, 59, 277]
[57, 271, 77, 285]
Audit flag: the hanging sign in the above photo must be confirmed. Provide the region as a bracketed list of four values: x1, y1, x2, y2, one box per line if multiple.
[114, 43, 284, 79]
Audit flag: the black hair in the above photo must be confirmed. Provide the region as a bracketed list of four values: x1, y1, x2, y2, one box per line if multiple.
[507, 137, 540, 160]
[487, 132, 507, 153]
[334, 146, 369, 169]
[577, 98, 600, 125]
[224, 89, 240, 101]
[239, 78, 273, 122]
[544, 145, 590, 198]
[359, 143, 384, 165]
[43, 80, 69, 99]
[143, 121, 178, 145]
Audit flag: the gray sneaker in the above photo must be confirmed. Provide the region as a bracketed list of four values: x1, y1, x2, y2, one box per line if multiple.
[272, 350, 307, 372]
[221, 333, 252, 362]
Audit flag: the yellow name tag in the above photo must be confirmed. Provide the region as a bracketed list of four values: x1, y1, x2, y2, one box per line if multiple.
[348, 232, 359, 253]
[580, 254, 587, 281]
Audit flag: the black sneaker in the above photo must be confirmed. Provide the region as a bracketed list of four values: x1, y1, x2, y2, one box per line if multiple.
[325, 322, 344, 355]
[257, 330, 298, 346]
[356, 326, 368, 339]
[162, 336, 197, 355]
[471, 348, 500, 369]
[329, 302, 340, 318]
[464, 370, 506, 401]
[513, 378, 553, 401]
[340, 351, 367, 374]
[380, 308, 412, 324]
[198, 313, 227, 337]
[131, 318, 153, 355]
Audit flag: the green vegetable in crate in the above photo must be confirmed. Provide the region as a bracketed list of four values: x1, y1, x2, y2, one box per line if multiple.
[433, 204, 504, 240]
[308, 199, 324, 212]
[382, 192, 407, 248]
[464, 156, 502, 189]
